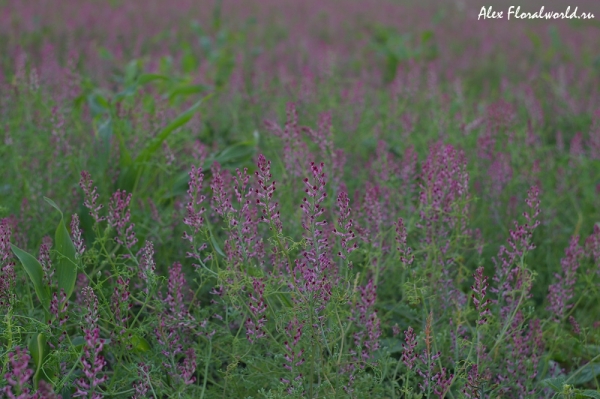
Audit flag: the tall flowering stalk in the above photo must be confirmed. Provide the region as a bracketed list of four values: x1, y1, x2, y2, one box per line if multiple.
[245, 277, 267, 343]
[164, 262, 194, 328]
[212, 164, 264, 271]
[107, 190, 137, 249]
[547, 236, 584, 321]
[254, 154, 283, 234]
[280, 318, 305, 394]
[38, 235, 53, 289]
[182, 165, 206, 235]
[416, 312, 452, 397]
[0, 218, 16, 309]
[395, 218, 414, 267]
[492, 185, 541, 322]
[291, 162, 333, 311]
[417, 141, 470, 253]
[299, 161, 329, 273]
[111, 276, 131, 339]
[351, 280, 381, 364]
[585, 223, 600, 271]
[333, 184, 358, 268]
[182, 165, 210, 272]
[137, 240, 157, 296]
[263, 103, 310, 181]
[74, 287, 107, 399]
[79, 171, 104, 223]
[2, 346, 34, 399]
[70, 214, 86, 258]
[472, 267, 491, 326]
[48, 288, 69, 350]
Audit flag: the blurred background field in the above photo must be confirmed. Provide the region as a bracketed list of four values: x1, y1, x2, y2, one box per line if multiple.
[1, 0, 600, 397]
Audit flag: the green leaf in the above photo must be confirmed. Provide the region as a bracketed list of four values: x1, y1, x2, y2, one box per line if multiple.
[137, 73, 170, 85]
[214, 140, 256, 166]
[97, 46, 113, 61]
[113, 86, 137, 102]
[135, 95, 211, 165]
[209, 226, 225, 257]
[11, 244, 50, 310]
[124, 59, 141, 87]
[118, 96, 211, 192]
[29, 333, 48, 389]
[167, 84, 211, 103]
[129, 334, 151, 353]
[580, 391, 600, 399]
[44, 197, 78, 302]
[541, 376, 566, 392]
[181, 49, 198, 74]
[71, 336, 86, 348]
[421, 30, 434, 44]
[277, 293, 293, 308]
[87, 91, 110, 117]
[569, 363, 600, 386]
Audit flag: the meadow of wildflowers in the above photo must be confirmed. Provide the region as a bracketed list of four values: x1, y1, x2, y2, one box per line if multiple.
[1, 0, 600, 397]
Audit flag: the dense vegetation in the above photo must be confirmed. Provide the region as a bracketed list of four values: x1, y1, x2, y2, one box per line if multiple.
[1, 0, 600, 397]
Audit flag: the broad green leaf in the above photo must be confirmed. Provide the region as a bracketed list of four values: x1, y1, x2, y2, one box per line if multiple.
[209, 226, 225, 257]
[138, 73, 170, 85]
[118, 95, 211, 192]
[135, 95, 211, 165]
[129, 334, 151, 353]
[541, 376, 565, 392]
[71, 336, 86, 348]
[44, 197, 78, 302]
[87, 91, 110, 117]
[11, 244, 50, 310]
[124, 59, 141, 87]
[277, 293, 293, 308]
[97, 46, 113, 61]
[115, 126, 133, 168]
[181, 49, 198, 74]
[167, 84, 211, 102]
[421, 30, 434, 44]
[29, 333, 48, 389]
[97, 117, 113, 143]
[214, 140, 256, 166]
[113, 86, 137, 101]
[580, 390, 600, 399]
[569, 363, 600, 385]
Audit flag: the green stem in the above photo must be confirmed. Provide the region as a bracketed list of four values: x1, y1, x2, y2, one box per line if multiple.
[200, 341, 212, 399]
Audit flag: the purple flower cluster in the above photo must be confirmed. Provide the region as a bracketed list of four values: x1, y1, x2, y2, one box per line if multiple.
[79, 171, 104, 223]
[74, 287, 107, 399]
[111, 276, 132, 337]
[395, 218, 414, 267]
[333, 184, 358, 260]
[2, 346, 35, 399]
[245, 278, 267, 343]
[38, 235, 53, 288]
[182, 165, 206, 235]
[471, 267, 491, 325]
[492, 185, 541, 320]
[254, 154, 282, 233]
[280, 318, 305, 391]
[418, 141, 470, 251]
[547, 235, 584, 320]
[107, 189, 137, 249]
[0, 218, 16, 308]
[264, 103, 310, 179]
[70, 214, 86, 257]
[351, 279, 381, 362]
